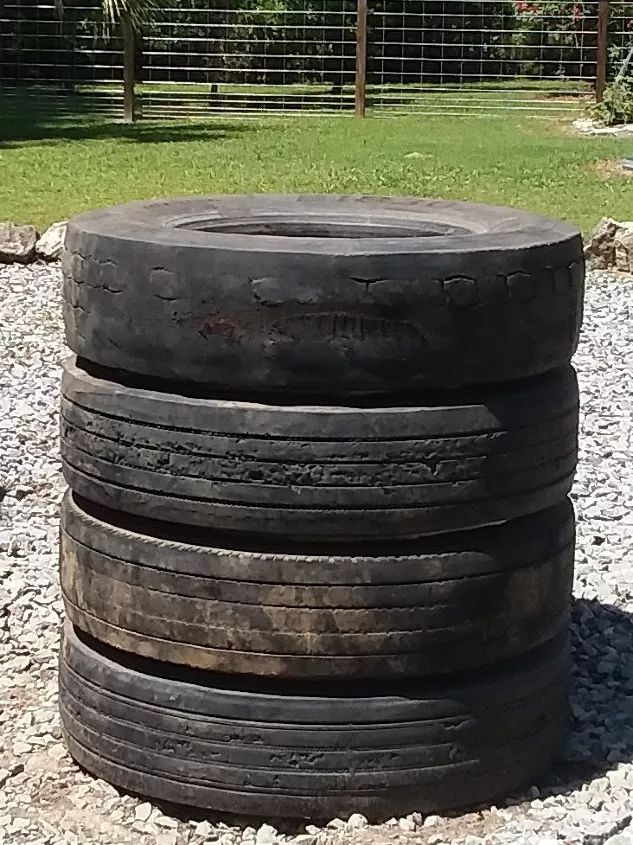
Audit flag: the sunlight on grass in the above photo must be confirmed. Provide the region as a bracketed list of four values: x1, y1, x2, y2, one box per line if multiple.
[1, 95, 631, 232]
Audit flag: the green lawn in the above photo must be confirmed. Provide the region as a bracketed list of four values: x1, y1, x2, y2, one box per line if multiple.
[1, 92, 631, 233]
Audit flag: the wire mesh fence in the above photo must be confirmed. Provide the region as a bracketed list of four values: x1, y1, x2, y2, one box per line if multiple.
[368, 1, 603, 115]
[1, 1, 632, 119]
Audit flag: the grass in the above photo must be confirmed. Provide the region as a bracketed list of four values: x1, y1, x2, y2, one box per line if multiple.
[1, 90, 631, 233]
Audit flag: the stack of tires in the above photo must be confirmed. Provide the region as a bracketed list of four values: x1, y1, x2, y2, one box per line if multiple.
[58, 196, 584, 820]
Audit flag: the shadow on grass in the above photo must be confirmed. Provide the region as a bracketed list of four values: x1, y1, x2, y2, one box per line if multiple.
[0, 118, 256, 149]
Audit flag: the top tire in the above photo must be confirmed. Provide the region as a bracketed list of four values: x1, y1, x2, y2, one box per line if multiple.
[63, 195, 584, 397]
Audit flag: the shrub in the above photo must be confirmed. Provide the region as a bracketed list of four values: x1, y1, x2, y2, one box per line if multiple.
[591, 77, 633, 125]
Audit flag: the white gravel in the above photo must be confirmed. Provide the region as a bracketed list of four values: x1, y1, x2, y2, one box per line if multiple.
[0, 263, 632, 845]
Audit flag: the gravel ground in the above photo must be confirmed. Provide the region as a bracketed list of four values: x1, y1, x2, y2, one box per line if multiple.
[0, 263, 632, 845]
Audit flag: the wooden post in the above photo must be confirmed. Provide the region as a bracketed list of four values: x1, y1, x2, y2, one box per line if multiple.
[355, 0, 368, 117]
[121, 13, 136, 123]
[596, 0, 610, 102]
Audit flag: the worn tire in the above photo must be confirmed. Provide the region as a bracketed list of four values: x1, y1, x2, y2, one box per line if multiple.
[62, 195, 584, 397]
[61, 491, 574, 679]
[60, 623, 569, 820]
[60, 358, 579, 539]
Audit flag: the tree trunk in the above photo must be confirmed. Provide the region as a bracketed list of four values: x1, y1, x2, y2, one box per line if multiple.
[121, 13, 136, 123]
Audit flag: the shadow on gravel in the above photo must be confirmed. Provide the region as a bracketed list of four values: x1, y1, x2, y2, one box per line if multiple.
[507, 597, 633, 808]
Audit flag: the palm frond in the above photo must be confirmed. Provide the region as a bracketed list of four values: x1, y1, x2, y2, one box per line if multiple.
[101, 0, 160, 28]
[55, 0, 160, 29]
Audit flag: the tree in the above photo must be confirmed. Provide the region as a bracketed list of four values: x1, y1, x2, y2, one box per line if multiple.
[56, 0, 159, 122]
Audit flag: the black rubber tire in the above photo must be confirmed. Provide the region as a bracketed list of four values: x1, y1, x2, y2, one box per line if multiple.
[62, 195, 584, 398]
[59, 622, 569, 820]
[61, 491, 574, 679]
[60, 358, 579, 540]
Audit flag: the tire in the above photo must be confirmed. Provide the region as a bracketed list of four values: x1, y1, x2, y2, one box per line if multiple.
[60, 358, 579, 539]
[62, 195, 584, 398]
[61, 491, 574, 679]
[59, 623, 569, 819]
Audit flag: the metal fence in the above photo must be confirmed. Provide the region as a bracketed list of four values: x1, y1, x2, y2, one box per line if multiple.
[1, 1, 631, 119]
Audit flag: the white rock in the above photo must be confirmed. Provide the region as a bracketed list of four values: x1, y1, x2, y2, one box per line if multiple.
[255, 824, 278, 844]
[347, 814, 368, 829]
[8, 817, 30, 834]
[399, 817, 416, 831]
[327, 818, 347, 829]
[195, 821, 214, 838]
[35, 221, 67, 261]
[134, 801, 153, 822]
[605, 829, 633, 845]
[155, 814, 178, 828]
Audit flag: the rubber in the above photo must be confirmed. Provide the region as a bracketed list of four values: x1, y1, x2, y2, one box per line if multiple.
[59, 622, 569, 819]
[60, 358, 579, 540]
[62, 195, 584, 398]
[61, 491, 574, 679]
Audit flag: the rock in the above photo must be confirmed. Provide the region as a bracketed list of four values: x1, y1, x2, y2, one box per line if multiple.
[13, 741, 31, 755]
[615, 226, 633, 273]
[195, 821, 214, 838]
[605, 827, 633, 845]
[573, 117, 633, 136]
[327, 818, 347, 829]
[0, 763, 23, 788]
[48, 745, 67, 761]
[347, 814, 369, 829]
[399, 817, 416, 831]
[584, 217, 624, 270]
[424, 815, 443, 827]
[256, 824, 278, 844]
[134, 801, 153, 822]
[35, 221, 67, 261]
[0, 223, 38, 264]
[156, 833, 179, 845]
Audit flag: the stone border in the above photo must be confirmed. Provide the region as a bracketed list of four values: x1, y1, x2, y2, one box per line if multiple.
[573, 118, 633, 136]
[2, 216, 631, 274]
[584, 218, 633, 273]
[0, 222, 66, 264]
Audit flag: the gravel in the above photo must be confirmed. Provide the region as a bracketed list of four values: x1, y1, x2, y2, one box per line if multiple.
[0, 263, 632, 845]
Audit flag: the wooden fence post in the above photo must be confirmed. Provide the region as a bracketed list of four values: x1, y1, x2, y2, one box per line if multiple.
[355, 0, 368, 117]
[121, 14, 136, 123]
[596, 0, 610, 102]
